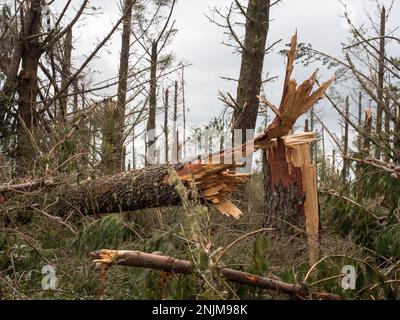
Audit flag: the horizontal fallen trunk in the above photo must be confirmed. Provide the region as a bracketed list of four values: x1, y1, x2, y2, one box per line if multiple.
[56, 162, 248, 219]
[90, 249, 342, 300]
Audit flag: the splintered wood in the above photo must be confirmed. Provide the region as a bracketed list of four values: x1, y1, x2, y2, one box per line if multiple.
[284, 134, 319, 265]
[175, 162, 249, 219]
[169, 33, 334, 221]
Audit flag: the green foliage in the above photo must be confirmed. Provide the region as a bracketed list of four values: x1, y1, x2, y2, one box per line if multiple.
[74, 214, 129, 252]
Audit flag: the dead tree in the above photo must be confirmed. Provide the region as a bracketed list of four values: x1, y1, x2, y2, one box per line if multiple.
[114, 0, 135, 173]
[260, 34, 333, 265]
[342, 96, 350, 182]
[375, 6, 386, 159]
[60, 29, 73, 120]
[163, 88, 170, 163]
[90, 249, 342, 300]
[142, 0, 177, 166]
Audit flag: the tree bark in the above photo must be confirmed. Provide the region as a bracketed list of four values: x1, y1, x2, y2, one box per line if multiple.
[100, 99, 118, 175]
[342, 96, 350, 182]
[163, 88, 169, 163]
[145, 41, 158, 166]
[15, 0, 44, 176]
[375, 6, 386, 159]
[234, 0, 270, 143]
[90, 249, 342, 300]
[60, 28, 73, 120]
[171, 80, 178, 163]
[58, 164, 183, 217]
[115, 0, 134, 172]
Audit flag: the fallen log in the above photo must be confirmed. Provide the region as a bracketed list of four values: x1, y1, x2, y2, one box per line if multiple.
[90, 249, 343, 300]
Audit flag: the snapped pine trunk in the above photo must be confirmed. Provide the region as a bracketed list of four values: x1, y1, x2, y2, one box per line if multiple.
[57, 165, 184, 217]
[263, 133, 319, 266]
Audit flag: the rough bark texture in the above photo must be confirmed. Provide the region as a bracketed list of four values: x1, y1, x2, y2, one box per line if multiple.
[363, 107, 373, 152]
[263, 136, 320, 265]
[14, 0, 44, 176]
[60, 29, 73, 120]
[145, 41, 158, 166]
[100, 100, 118, 175]
[342, 96, 350, 182]
[163, 88, 169, 163]
[263, 138, 305, 227]
[234, 0, 270, 142]
[115, 0, 134, 172]
[375, 6, 386, 159]
[171, 80, 179, 162]
[58, 164, 183, 217]
[90, 249, 342, 300]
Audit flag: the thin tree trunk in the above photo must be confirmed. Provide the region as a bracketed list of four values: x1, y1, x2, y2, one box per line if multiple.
[363, 107, 373, 153]
[132, 125, 136, 170]
[171, 80, 178, 163]
[181, 64, 187, 159]
[342, 96, 350, 182]
[115, 0, 134, 172]
[375, 6, 386, 159]
[145, 41, 158, 166]
[60, 28, 72, 120]
[164, 88, 169, 163]
[358, 91, 362, 152]
[384, 95, 391, 161]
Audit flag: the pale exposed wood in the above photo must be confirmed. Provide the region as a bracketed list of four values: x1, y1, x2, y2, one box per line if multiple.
[286, 143, 319, 266]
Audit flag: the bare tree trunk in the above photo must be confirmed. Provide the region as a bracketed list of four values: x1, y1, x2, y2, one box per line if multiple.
[181, 64, 187, 159]
[145, 41, 158, 166]
[100, 99, 118, 175]
[342, 96, 350, 182]
[384, 96, 391, 162]
[171, 80, 178, 163]
[60, 29, 72, 120]
[375, 6, 386, 159]
[234, 0, 270, 144]
[132, 125, 136, 170]
[363, 107, 373, 153]
[15, 0, 44, 176]
[115, 0, 134, 172]
[396, 104, 400, 162]
[358, 91, 362, 152]
[163, 88, 169, 163]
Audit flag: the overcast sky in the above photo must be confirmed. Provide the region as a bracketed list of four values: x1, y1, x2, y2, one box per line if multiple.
[47, 0, 399, 165]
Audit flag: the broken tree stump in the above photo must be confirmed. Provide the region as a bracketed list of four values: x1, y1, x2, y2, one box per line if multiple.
[263, 132, 319, 265]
